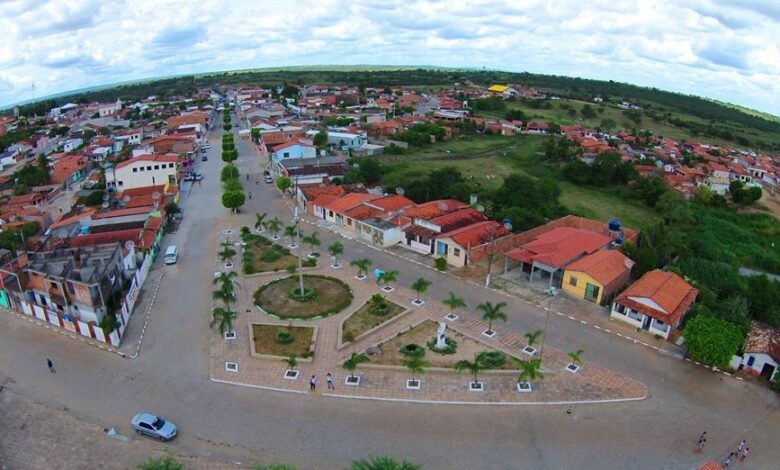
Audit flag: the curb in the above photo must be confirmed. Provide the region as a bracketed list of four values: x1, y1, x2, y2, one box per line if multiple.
[321, 392, 648, 406]
[210, 376, 307, 395]
[128, 273, 164, 359]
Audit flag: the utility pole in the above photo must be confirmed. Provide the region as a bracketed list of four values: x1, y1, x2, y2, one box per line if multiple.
[294, 207, 304, 296]
[539, 287, 557, 360]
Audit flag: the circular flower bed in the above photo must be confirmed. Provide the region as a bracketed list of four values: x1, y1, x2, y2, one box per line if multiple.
[254, 275, 353, 319]
[426, 337, 458, 355]
[399, 343, 426, 358]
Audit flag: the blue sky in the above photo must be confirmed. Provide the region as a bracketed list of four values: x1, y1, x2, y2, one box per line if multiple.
[1, 0, 779, 115]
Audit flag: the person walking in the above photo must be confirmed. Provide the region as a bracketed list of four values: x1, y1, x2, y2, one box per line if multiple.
[47, 358, 55, 373]
[248, 191, 252, 200]
[696, 431, 707, 452]
[326, 372, 335, 390]
[736, 440, 746, 455]
[740, 447, 749, 461]
[723, 452, 734, 468]
[255, 178, 259, 185]
[310, 374, 316, 391]
[246, 174, 249, 181]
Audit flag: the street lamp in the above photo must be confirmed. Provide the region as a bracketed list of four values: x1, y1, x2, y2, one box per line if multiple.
[293, 207, 304, 296]
[539, 286, 557, 360]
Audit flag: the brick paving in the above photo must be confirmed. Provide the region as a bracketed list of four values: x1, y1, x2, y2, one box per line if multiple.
[210, 248, 648, 404]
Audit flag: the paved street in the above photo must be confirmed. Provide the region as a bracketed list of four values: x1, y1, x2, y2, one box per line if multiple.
[1, 120, 779, 469]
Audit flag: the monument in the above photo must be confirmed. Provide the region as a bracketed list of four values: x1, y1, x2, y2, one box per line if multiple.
[436, 321, 447, 349]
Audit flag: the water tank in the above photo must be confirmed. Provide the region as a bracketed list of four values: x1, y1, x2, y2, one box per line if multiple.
[80, 226, 89, 234]
[608, 219, 621, 232]
[614, 235, 624, 245]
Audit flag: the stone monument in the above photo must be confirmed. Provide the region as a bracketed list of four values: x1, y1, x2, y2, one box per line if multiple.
[436, 321, 447, 349]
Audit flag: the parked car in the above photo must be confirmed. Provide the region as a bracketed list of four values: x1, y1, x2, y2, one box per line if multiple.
[202, 155, 208, 162]
[194, 173, 204, 181]
[182, 174, 195, 182]
[131, 413, 177, 441]
[265, 174, 273, 183]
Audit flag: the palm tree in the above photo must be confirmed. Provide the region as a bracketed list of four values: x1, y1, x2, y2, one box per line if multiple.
[454, 353, 485, 386]
[284, 225, 298, 247]
[210, 307, 237, 335]
[328, 241, 344, 267]
[219, 244, 237, 262]
[342, 352, 369, 381]
[265, 217, 283, 239]
[403, 356, 429, 385]
[514, 357, 544, 389]
[349, 455, 421, 470]
[212, 283, 237, 311]
[410, 277, 431, 302]
[378, 270, 399, 290]
[282, 353, 298, 371]
[524, 330, 543, 349]
[477, 301, 507, 335]
[213, 271, 238, 291]
[301, 231, 320, 256]
[351, 258, 372, 278]
[254, 212, 267, 232]
[568, 349, 584, 368]
[442, 292, 466, 317]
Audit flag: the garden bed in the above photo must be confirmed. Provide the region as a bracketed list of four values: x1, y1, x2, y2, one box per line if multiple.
[341, 299, 407, 344]
[250, 324, 315, 358]
[242, 236, 298, 274]
[254, 275, 353, 319]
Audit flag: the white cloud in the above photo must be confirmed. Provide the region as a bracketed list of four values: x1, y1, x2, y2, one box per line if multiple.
[0, 0, 779, 115]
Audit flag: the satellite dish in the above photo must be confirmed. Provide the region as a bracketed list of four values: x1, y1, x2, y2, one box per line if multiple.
[101, 202, 109, 209]
[476, 205, 485, 213]
[437, 201, 448, 211]
[395, 187, 404, 195]
[102, 193, 110, 202]
[122, 195, 131, 203]
[124, 240, 135, 251]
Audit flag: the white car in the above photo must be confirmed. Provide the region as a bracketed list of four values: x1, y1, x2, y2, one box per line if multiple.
[131, 413, 177, 441]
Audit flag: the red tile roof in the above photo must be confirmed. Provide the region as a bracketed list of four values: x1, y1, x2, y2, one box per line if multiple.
[66, 228, 142, 248]
[300, 184, 346, 201]
[744, 321, 780, 363]
[321, 193, 380, 213]
[48, 209, 98, 230]
[436, 220, 509, 248]
[565, 249, 634, 286]
[92, 206, 153, 219]
[697, 460, 723, 470]
[428, 207, 487, 232]
[273, 139, 314, 152]
[403, 199, 468, 220]
[117, 185, 168, 198]
[311, 194, 340, 208]
[343, 205, 381, 220]
[366, 194, 415, 212]
[614, 270, 699, 326]
[505, 227, 611, 268]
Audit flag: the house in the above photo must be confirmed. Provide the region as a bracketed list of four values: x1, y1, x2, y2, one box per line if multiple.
[63, 138, 83, 153]
[279, 159, 348, 187]
[105, 154, 179, 190]
[504, 227, 614, 288]
[562, 249, 634, 304]
[358, 217, 404, 247]
[434, 221, 510, 268]
[98, 99, 122, 117]
[326, 131, 365, 149]
[525, 122, 550, 134]
[50, 155, 90, 185]
[740, 321, 780, 381]
[487, 85, 518, 97]
[271, 139, 316, 164]
[404, 207, 486, 254]
[610, 270, 699, 340]
[320, 193, 380, 226]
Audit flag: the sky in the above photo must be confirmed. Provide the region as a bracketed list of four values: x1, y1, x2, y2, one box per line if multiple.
[1, 0, 780, 115]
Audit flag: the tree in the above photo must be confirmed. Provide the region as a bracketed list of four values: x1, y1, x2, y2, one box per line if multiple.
[138, 455, 183, 470]
[378, 270, 399, 290]
[343, 352, 369, 380]
[255, 212, 267, 232]
[221, 164, 239, 182]
[219, 245, 237, 262]
[313, 129, 328, 148]
[656, 191, 691, 225]
[282, 353, 298, 371]
[454, 353, 486, 385]
[164, 201, 181, 221]
[356, 157, 382, 184]
[442, 292, 466, 317]
[410, 277, 431, 302]
[212, 283, 237, 312]
[265, 217, 283, 239]
[351, 258, 372, 278]
[568, 349, 584, 367]
[99, 313, 120, 335]
[222, 190, 246, 212]
[301, 231, 320, 255]
[284, 225, 298, 247]
[599, 118, 617, 132]
[348, 455, 421, 470]
[514, 357, 544, 387]
[683, 315, 744, 369]
[524, 330, 543, 349]
[276, 175, 292, 192]
[477, 301, 507, 334]
[213, 271, 238, 291]
[210, 307, 237, 335]
[328, 241, 344, 266]
[403, 356, 429, 384]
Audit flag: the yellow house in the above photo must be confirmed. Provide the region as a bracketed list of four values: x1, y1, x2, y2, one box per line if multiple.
[562, 250, 634, 304]
[487, 84, 517, 96]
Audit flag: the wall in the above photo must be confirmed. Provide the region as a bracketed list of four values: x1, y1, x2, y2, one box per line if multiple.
[561, 271, 604, 304]
[108, 160, 178, 190]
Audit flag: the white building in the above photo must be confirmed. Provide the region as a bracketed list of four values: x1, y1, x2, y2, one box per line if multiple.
[271, 140, 316, 164]
[741, 321, 779, 381]
[98, 99, 122, 117]
[63, 138, 83, 153]
[325, 131, 365, 149]
[105, 154, 179, 190]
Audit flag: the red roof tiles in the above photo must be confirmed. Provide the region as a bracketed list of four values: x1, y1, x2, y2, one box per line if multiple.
[436, 220, 509, 248]
[614, 270, 699, 326]
[565, 249, 634, 286]
[505, 227, 612, 268]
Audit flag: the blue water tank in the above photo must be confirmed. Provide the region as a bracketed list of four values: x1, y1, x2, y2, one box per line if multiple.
[614, 235, 624, 245]
[80, 226, 89, 234]
[608, 219, 621, 232]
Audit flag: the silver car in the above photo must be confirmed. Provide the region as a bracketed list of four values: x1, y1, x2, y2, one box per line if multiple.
[131, 413, 177, 441]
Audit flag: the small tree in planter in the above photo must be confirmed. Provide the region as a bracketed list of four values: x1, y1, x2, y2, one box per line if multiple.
[328, 241, 344, 269]
[514, 357, 544, 392]
[282, 353, 299, 379]
[454, 353, 487, 391]
[403, 355, 429, 390]
[566, 349, 584, 373]
[442, 292, 466, 320]
[368, 294, 391, 316]
[219, 244, 237, 263]
[343, 352, 369, 386]
[284, 225, 298, 248]
[210, 307, 237, 336]
[265, 217, 283, 240]
[410, 277, 431, 306]
[351, 258, 372, 280]
[378, 270, 399, 292]
[301, 231, 320, 258]
[477, 301, 507, 337]
[254, 212, 267, 232]
[523, 330, 543, 355]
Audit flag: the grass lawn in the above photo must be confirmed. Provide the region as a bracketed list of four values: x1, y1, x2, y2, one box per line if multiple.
[254, 275, 353, 319]
[558, 182, 659, 230]
[251, 324, 314, 357]
[243, 237, 298, 274]
[341, 298, 407, 344]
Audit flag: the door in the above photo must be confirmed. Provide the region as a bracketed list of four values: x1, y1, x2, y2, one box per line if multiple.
[761, 363, 776, 380]
[584, 283, 600, 302]
[642, 315, 652, 330]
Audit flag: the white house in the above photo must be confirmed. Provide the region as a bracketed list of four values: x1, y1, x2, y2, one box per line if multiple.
[358, 217, 404, 248]
[98, 99, 122, 117]
[105, 154, 179, 190]
[63, 138, 83, 153]
[271, 140, 316, 164]
[741, 321, 779, 381]
[326, 131, 365, 149]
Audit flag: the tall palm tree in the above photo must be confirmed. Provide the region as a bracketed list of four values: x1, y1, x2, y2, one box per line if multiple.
[301, 231, 320, 256]
[265, 217, 283, 239]
[219, 245, 237, 262]
[212, 283, 237, 311]
[348, 455, 421, 470]
[454, 353, 485, 386]
[342, 352, 369, 380]
[403, 356, 429, 384]
[213, 271, 238, 291]
[477, 301, 508, 335]
[328, 241, 344, 267]
[410, 277, 431, 302]
[524, 330, 543, 349]
[442, 292, 466, 317]
[378, 270, 399, 290]
[284, 225, 298, 247]
[254, 212, 267, 232]
[568, 349, 584, 367]
[514, 357, 544, 388]
[351, 258, 372, 278]
[210, 307, 237, 335]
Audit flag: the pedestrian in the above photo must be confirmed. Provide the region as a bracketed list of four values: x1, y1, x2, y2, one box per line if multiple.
[255, 178, 259, 185]
[310, 374, 316, 391]
[246, 174, 249, 181]
[326, 372, 335, 390]
[248, 191, 252, 200]
[736, 440, 746, 454]
[47, 358, 55, 373]
[723, 452, 734, 468]
[696, 436, 706, 452]
[740, 447, 749, 461]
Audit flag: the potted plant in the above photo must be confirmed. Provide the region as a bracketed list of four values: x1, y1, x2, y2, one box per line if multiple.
[284, 225, 298, 249]
[566, 349, 584, 373]
[254, 212, 267, 232]
[350, 258, 372, 280]
[282, 353, 299, 379]
[378, 270, 399, 293]
[403, 356, 429, 390]
[442, 292, 466, 321]
[454, 353, 486, 391]
[342, 352, 369, 386]
[523, 330, 543, 356]
[328, 241, 344, 269]
[301, 231, 320, 258]
[514, 357, 544, 392]
[477, 301, 507, 338]
[410, 277, 431, 307]
[265, 217, 283, 240]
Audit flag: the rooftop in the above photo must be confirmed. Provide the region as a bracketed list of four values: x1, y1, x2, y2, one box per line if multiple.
[505, 227, 612, 268]
[614, 270, 699, 325]
[564, 249, 634, 286]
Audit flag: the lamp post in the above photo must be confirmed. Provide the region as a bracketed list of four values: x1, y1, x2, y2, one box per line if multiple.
[293, 207, 304, 296]
[539, 286, 557, 360]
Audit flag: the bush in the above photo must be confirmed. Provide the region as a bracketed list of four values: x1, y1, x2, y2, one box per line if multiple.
[286, 264, 297, 274]
[303, 257, 317, 268]
[275, 330, 294, 344]
[288, 287, 317, 302]
[477, 351, 506, 369]
[427, 337, 458, 354]
[773, 371, 780, 392]
[434, 257, 447, 271]
[368, 294, 390, 316]
[683, 315, 744, 369]
[260, 249, 282, 263]
[399, 343, 426, 358]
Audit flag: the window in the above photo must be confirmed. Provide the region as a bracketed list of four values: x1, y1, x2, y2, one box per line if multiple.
[453, 248, 461, 257]
[146, 166, 152, 171]
[284, 152, 290, 158]
[139, 167, 144, 171]
[747, 356, 755, 367]
[154, 165, 159, 170]
[118, 181, 124, 187]
[569, 276, 578, 287]
[133, 168, 138, 173]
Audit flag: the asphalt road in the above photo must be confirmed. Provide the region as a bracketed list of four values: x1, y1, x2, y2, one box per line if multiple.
[1, 120, 778, 470]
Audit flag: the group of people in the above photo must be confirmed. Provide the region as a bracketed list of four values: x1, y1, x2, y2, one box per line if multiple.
[310, 373, 335, 391]
[696, 432, 750, 466]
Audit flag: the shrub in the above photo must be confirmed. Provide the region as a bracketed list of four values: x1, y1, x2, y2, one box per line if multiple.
[427, 337, 458, 354]
[260, 249, 282, 263]
[288, 287, 317, 302]
[240, 226, 250, 236]
[303, 257, 317, 268]
[399, 343, 426, 358]
[368, 294, 390, 316]
[275, 330, 294, 344]
[342, 331, 355, 343]
[434, 257, 447, 271]
[477, 351, 506, 369]
[286, 264, 297, 274]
